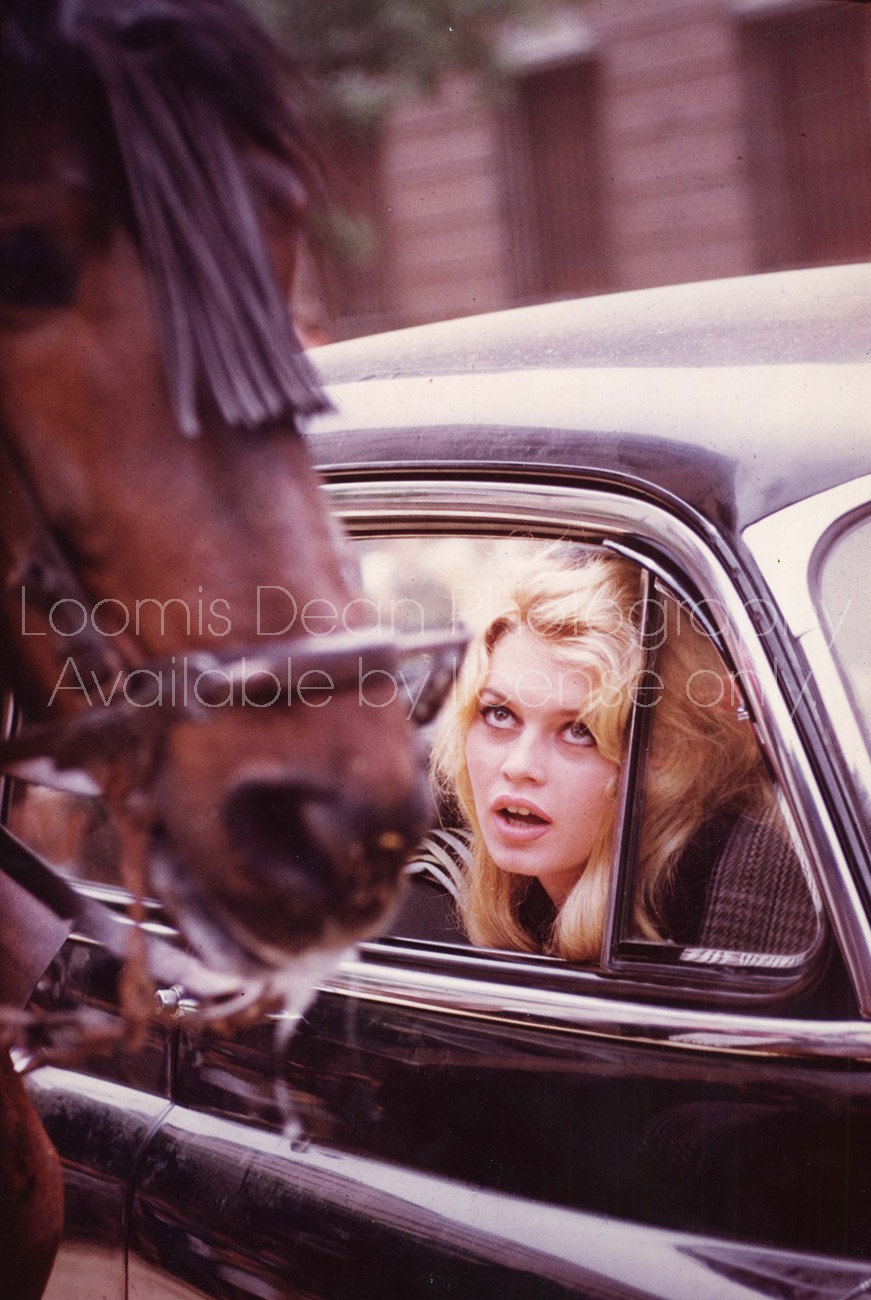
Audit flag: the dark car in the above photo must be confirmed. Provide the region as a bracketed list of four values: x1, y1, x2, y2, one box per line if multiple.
[15, 261, 871, 1298]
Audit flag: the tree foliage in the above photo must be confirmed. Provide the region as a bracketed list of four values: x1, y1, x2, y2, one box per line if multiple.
[244, 0, 553, 127]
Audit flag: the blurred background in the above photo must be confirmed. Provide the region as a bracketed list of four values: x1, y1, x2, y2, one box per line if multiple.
[247, 0, 871, 341]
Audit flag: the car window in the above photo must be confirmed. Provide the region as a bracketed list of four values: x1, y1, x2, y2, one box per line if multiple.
[816, 510, 871, 758]
[362, 534, 823, 973]
[5, 531, 824, 983]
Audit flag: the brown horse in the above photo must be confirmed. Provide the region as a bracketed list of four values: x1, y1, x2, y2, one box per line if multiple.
[0, 2, 459, 1294]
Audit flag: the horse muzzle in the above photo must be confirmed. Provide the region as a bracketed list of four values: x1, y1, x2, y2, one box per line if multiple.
[150, 758, 432, 978]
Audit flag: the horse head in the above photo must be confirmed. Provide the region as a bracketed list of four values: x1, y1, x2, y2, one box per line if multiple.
[0, 0, 456, 997]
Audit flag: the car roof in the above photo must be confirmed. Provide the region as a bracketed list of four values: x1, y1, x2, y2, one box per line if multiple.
[307, 263, 871, 537]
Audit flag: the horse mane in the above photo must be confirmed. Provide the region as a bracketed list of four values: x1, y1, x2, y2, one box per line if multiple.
[1, 0, 327, 435]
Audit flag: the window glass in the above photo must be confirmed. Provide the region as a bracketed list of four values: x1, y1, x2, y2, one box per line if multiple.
[817, 512, 871, 758]
[355, 535, 541, 635]
[501, 58, 610, 300]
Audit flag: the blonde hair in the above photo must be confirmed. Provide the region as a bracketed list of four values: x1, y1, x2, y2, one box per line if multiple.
[431, 547, 767, 961]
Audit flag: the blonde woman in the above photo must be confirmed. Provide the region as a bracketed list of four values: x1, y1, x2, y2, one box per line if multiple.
[401, 547, 816, 961]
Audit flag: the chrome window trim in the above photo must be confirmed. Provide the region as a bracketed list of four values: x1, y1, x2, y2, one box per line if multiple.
[744, 475, 871, 818]
[325, 477, 870, 1019]
[320, 953, 871, 1064]
[745, 477, 871, 1005]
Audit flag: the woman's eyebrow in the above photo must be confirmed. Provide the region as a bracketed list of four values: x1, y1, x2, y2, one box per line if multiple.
[478, 679, 591, 720]
[477, 684, 512, 704]
[553, 704, 593, 724]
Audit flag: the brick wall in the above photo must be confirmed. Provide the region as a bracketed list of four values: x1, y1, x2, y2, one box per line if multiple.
[382, 75, 510, 326]
[299, 0, 871, 339]
[600, 1, 755, 288]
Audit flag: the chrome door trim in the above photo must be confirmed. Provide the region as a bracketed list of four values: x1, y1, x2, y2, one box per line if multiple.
[326, 477, 871, 1016]
[319, 952, 871, 1064]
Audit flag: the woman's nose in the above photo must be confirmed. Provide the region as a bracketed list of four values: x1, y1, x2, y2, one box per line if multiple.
[500, 728, 546, 782]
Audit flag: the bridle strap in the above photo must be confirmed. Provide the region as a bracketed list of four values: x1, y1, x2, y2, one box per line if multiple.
[0, 627, 470, 780]
[0, 435, 132, 711]
[0, 419, 468, 780]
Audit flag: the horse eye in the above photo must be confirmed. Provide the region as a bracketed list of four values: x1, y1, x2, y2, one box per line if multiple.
[0, 226, 77, 309]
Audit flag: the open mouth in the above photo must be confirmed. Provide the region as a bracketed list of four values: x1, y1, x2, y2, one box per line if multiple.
[498, 804, 549, 827]
[491, 799, 553, 841]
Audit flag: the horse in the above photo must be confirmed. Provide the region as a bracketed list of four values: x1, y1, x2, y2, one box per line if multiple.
[0, 2, 463, 1294]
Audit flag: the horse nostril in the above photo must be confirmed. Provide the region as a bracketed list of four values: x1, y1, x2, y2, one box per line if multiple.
[223, 780, 331, 902]
[222, 775, 430, 938]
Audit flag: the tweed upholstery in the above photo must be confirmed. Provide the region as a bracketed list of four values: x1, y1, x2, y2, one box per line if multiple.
[697, 807, 819, 955]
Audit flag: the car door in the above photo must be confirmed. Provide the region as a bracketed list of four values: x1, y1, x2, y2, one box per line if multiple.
[119, 474, 871, 1299]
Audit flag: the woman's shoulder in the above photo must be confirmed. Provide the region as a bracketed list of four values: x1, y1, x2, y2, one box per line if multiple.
[662, 800, 820, 956]
[404, 827, 473, 900]
[389, 827, 473, 945]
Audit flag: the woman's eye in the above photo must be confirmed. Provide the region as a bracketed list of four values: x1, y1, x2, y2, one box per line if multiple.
[0, 226, 77, 309]
[481, 703, 515, 729]
[564, 719, 595, 746]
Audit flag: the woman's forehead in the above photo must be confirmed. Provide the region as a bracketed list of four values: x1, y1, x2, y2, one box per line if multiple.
[482, 629, 599, 713]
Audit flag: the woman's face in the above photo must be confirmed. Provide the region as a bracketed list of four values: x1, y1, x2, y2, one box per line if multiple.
[464, 628, 618, 906]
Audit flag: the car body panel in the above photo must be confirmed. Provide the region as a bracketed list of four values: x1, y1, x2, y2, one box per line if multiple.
[127, 1099, 871, 1300]
[308, 365, 871, 534]
[311, 261, 871, 532]
[314, 264, 871, 383]
[31, 1066, 171, 1300]
[169, 978, 871, 1250]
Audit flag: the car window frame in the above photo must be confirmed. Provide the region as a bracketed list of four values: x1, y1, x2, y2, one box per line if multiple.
[745, 474, 871, 1010]
[1, 474, 861, 1030]
[811, 505, 871, 757]
[325, 473, 848, 1013]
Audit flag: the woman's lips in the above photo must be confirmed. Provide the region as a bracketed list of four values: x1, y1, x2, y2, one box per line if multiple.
[489, 797, 552, 844]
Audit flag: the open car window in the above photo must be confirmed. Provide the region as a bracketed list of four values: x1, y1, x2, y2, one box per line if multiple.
[4, 529, 826, 997]
[357, 533, 824, 982]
